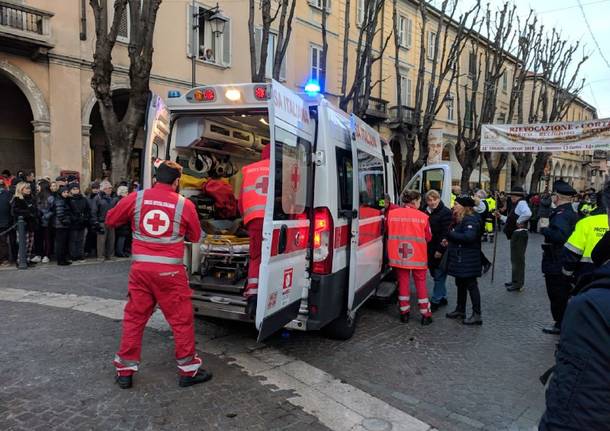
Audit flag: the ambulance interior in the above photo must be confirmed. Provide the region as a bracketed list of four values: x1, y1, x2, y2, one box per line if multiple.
[170, 110, 271, 310]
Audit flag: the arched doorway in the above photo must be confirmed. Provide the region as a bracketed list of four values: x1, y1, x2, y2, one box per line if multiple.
[88, 90, 145, 183]
[0, 73, 34, 174]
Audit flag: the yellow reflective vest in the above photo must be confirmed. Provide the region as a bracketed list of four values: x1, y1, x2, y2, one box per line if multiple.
[564, 213, 609, 264]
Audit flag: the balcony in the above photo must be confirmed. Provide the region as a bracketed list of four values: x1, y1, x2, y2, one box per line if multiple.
[0, 1, 54, 58]
[388, 105, 416, 129]
[359, 96, 389, 123]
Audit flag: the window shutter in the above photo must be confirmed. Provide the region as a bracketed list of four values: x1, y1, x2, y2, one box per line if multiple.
[406, 78, 412, 106]
[186, 4, 195, 57]
[254, 27, 262, 72]
[406, 17, 412, 48]
[357, 0, 364, 25]
[398, 17, 404, 47]
[222, 18, 231, 67]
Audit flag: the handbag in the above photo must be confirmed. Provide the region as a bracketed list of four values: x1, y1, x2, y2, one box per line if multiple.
[438, 250, 449, 272]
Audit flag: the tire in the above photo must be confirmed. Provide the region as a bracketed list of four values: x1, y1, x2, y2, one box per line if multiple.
[322, 310, 359, 340]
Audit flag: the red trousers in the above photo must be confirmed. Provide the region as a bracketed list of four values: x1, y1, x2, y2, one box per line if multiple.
[245, 218, 263, 298]
[114, 262, 201, 377]
[396, 268, 431, 317]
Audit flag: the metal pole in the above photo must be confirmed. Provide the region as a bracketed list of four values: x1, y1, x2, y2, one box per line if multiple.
[17, 216, 28, 270]
[191, 0, 196, 88]
[491, 214, 498, 283]
[478, 151, 483, 189]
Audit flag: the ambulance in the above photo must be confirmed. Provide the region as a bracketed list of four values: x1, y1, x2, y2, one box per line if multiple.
[142, 81, 451, 341]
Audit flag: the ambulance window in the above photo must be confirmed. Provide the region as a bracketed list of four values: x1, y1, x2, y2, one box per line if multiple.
[336, 148, 353, 213]
[422, 168, 444, 195]
[357, 150, 384, 215]
[273, 127, 311, 220]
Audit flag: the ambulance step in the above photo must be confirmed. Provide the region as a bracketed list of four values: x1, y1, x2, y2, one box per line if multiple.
[192, 298, 252, 322]
[373, 281, 397, 301]
[190, 276, 245, 295]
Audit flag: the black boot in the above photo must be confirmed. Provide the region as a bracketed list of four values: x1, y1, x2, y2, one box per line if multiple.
[115, 374, 133, 389]
[245, 296, 257, 320]
[542, 323, 561, 335]
[421, 315, 433, 326]
[400, 312, 410, 323]
[179, 369, 213, 388]
[463, 313, 483, 325]
[446, 309, 466, 319]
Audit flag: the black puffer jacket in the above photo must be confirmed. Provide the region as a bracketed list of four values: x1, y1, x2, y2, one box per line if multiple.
[90, 192, 118, 225]
[68, 194, 91, 229]
[427, 201, 453, 269]
[53, 196, 72, 229]
[11, 195, 37, 231]
[0, 188, 11, 228]
[446, 213, 482, 279]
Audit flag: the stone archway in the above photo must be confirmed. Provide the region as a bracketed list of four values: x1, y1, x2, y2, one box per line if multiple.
[0, 59, 51, 177]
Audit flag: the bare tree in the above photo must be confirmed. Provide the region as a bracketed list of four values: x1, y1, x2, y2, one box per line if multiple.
[320, 0, 329, 92]
[248, 0, 296, 83]
[90, 0, 162, 184]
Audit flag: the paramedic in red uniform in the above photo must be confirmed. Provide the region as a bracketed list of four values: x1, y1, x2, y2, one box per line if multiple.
[105, 161, 212, 389]
[387, 190, 433, 325]
[239, 145, 270, 318]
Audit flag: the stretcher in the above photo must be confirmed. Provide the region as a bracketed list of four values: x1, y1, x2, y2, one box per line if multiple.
[199, 234, 249, 282]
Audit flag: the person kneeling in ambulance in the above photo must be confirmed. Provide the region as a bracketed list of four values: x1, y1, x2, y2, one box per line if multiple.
[387, 190, 433, 326]
[239, 145, 270, 319]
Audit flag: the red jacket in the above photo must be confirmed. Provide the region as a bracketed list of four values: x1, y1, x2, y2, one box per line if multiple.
[387, 205, 432, 269]
[106, 183, 202, 265]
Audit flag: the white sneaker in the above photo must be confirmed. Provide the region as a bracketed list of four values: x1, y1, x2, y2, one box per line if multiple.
[31, 256, 42, 263]
[42, 256, 50, 263]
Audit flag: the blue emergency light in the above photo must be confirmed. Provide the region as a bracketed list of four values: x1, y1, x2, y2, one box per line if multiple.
[168, 90, 181, 98]
[304, 80, 321, 96]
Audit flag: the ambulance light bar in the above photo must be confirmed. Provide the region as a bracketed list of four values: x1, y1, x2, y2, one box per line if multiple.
[186, 87, 216, 103]
[168, 90, 181, 98]
[254, 85, 270, 101]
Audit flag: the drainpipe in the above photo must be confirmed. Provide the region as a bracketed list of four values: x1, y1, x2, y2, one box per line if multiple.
[80, 0, 87, 40]
[379, 0, 385, 102]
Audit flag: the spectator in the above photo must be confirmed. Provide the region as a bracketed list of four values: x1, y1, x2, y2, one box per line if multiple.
[68, 182, 90, 262]
[114, 185, 131, 257]
[445, 195, 483, 325]
[55, 176, 67, 188]
[91, 180, 118, 261]
[84, 181, 100, 257]
[50, 181, 59, 194]
[425, 189, 452, 312]
[529, 193, 540, 233]
[0, 179, 12, 266]
[538, 191, 553, 230]
[33, 179, 53, 263]
[53, 186, 72, 266]
[11, 181, 38, 264]
[0, 169, 14, 186]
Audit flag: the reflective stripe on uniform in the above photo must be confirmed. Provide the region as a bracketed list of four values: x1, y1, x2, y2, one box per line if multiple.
[389, 259, 427, 267]
[564, 242, 584, 255]
[133, 190, 145, 234]
[398, 296, 409, 301]
[418, 298, 429, 304]
[581, 256, 593, 263]
[399, 305, 410, 312]
[562, 268, 574, 276]
[248, 278, 259, 285]
[387, 235, 427, 243]
[132, 232, 184, 244]
[243, 204, 266, 217]
[133, 191, 185, 244]
[114, 355, 139, 371]
[131, 254, 183, 265]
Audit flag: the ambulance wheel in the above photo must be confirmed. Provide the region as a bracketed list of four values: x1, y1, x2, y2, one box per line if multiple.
[323, 310, 359, 340]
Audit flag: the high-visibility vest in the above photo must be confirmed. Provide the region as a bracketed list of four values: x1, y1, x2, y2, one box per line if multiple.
[484, 197, 496, 233]
[450, 193, 456, 208]
[240, 159, 270, 225]
[485, 197, 496, 212]
[387, 206, 429, 269]
[564, 213, 609, 264]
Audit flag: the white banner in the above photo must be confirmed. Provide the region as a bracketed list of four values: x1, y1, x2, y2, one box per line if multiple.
[481, 118, 610, 152]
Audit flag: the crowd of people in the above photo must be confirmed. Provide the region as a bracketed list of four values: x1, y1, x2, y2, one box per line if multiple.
[0, 169, 138, 268]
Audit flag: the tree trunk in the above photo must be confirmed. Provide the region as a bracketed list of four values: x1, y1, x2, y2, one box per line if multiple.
[511, 153, 532, 188]
[484, 152, 507, 192]
[529, 152, 550, 193]
[460, 165, 474, 192]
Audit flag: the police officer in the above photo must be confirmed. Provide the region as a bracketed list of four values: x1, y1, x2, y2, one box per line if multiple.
[539, 180, 579, 335]
[105, 161, 212, 389]
[484, 193, 496, 243]
[563, 190, 609, 282]
[239, 145, 270, 319]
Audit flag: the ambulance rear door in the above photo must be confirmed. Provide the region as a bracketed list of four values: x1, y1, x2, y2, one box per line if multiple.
[256, 81, 315, 341]
[347, 115, 385, 312]
[405, 164, 451, 208]
[142, 92, 171, 188]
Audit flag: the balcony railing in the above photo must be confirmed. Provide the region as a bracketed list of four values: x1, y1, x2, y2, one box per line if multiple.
[388, 105, 416, 127]
[0, 1, 54, 55]
[358, 96, 389, 121]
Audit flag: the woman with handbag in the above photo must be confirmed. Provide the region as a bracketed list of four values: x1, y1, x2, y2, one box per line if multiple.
[444, 195, 483, 325]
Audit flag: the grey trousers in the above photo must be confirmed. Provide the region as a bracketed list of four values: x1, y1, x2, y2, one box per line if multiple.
[97, 225, 115, 259]
[510, 230, 529, 289]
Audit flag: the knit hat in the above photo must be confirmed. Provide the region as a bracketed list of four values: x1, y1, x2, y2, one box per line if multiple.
[68, 182, 80, 191]
[455, 195, 475, 207]
[59, 185, 70, 194]
[90, 181, 100, 190]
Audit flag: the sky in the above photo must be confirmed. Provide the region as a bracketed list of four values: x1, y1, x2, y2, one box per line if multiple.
[435, 0, 610, 118]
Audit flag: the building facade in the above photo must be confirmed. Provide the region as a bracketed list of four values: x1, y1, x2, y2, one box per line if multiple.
[0, 0, 602, 190]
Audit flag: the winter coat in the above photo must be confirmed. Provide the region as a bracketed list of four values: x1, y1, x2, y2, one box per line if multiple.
[446, 213, 482, 279]
[53, 196, 72, 229]
[539, 264, 610, 430]
[114, 196, 132, 237]
[0, 189, 12, 228]
[11, 195, 37, 231]
[540, 203, 579, 275]
[426, 201, 453, 269]
[68, 194, 91, 230]
[538, 194, 553, 218]
[90, 192, 118, 225]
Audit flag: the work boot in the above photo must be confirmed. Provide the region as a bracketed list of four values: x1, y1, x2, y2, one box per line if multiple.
[245, 296, 257, 320]
[506, 284, 524, 292]
[446, 309, 466, 319]
[179, 369, 213, 388]
[115, 374, 133, 389]
[400, 312, 410, 323]
[430, 298, 448, 312]
[463, 313, 483, 325]
[504, 282, 513, 287]
[542, 324, 561, 335]
[421, 315, 433, 326]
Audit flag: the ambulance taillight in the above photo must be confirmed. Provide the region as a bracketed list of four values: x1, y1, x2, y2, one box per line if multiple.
[313, 207, 333, 274]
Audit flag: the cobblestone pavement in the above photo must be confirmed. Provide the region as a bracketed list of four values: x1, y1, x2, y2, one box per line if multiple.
[272, 234, 554, 431]
[0, 233, 554, 430]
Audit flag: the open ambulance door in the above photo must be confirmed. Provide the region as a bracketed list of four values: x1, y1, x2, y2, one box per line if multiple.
[255, 81, 315, 341]
[405, 164, 452, 208]
[142, 93, 171, 189]
[347, 115, 385, 313]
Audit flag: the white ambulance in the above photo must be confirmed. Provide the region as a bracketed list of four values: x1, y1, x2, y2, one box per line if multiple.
[142, 81, 451, 341]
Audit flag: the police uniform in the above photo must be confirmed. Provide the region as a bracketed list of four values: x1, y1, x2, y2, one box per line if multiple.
[540, 181, 579, 334]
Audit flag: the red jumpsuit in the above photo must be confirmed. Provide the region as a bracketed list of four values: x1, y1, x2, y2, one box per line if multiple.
[387, 205, 432, 317]
[239, 147, 270, 299]
[105, 182, 204, 377]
